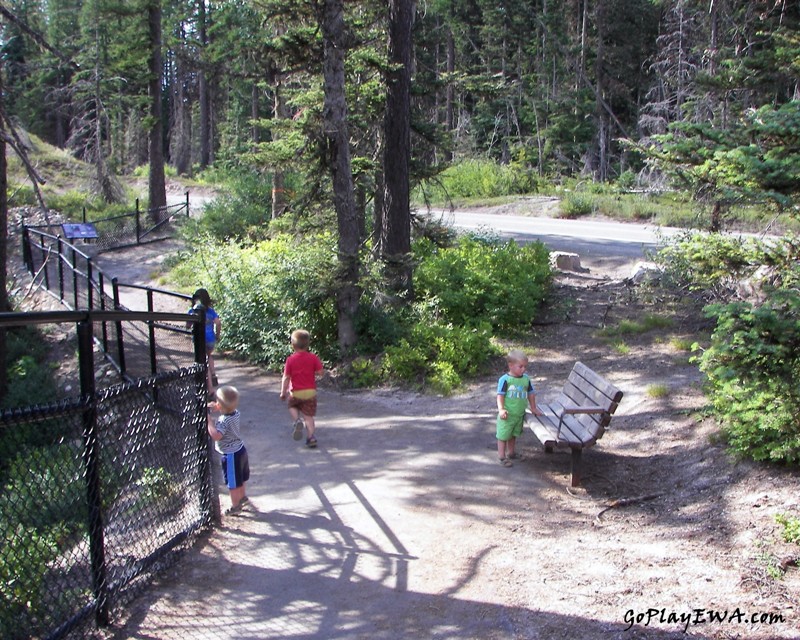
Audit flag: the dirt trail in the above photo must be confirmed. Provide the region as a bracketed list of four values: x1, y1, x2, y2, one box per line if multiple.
[87, 236, 800, 640]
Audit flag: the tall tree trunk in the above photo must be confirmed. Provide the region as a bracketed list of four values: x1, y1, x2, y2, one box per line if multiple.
[380, 0, 414, 298]
[445, 20, 455, 162]
[0, 70, 8, 400]
[321, 0, 359, 354]
[251, 82, 260, 144]
[271, 70, 289, 219]
[172, 31, 192, 175]
[147, 0, 167, 221]
[198, 0, 211, 168]
[593, 0, 609, 181]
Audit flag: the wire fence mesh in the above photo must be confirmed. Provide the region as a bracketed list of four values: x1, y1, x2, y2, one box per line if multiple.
[6, 200, 223, 638]
[0, 358, 214, 640]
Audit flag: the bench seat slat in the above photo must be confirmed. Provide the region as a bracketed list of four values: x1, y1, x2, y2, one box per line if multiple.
[539, 399, 607, 438]
[531, 404, 605, 446]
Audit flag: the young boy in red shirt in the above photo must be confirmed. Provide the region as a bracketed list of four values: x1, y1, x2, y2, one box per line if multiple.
[279, 329, 324, 448]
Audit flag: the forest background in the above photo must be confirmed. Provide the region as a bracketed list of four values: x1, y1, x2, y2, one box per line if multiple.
[2, 0, 800, 467]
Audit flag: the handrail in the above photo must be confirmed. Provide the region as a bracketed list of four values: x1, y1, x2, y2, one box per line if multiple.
[25, 227, 94, 261]
[0, 310, 198, 326]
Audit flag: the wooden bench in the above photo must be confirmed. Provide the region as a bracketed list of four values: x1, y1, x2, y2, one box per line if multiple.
[528, 361, 623, 487]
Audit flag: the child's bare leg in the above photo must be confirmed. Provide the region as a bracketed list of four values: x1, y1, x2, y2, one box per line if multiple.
[304, 414, 316, 438]
[288, 405, 300, 422]
[208, 352, 216, 384]
[230, 484, 246, 507]
[497, 439, 507, 459]
[507, 436, 516, 458]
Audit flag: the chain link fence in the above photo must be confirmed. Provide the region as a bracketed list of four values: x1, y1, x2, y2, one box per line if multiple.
[0, 312, 217, 640]
[23, 196, 190, 256]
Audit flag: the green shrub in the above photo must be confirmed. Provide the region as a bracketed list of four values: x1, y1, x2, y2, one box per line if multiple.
[170, 233, 339, 368]
[776, 513, 800, 545]
[415, 235, 551, 331]
[177, 171, 274, 243]
[130, 467, 179, 514]
[416, 158, 537, 202]
[653, 231, 763, 299]
[2, 327, 59, 411]
[381, 319, 500, 394]
[699, 291, 800, 464]
[559, 191, 595, 218]
[0, 522, 69, 639]
[0, 444, 88, 638]
[1, 445, 87, 530]
[429, 361, 461, 396]
[341, 356, 382, 388]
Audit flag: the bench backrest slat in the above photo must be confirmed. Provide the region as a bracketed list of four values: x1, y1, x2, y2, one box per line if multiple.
[567, 362, 622, 408]
[551, 362, 623, 435]
[558, 413, 604, 446]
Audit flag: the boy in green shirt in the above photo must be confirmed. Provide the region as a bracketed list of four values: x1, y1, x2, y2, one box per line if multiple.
[496, 350, 542, 467]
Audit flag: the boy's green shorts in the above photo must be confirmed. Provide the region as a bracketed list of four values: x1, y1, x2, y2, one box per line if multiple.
[496, 413, 525, 441]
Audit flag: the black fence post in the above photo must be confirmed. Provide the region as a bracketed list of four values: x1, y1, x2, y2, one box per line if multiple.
[135, 199, 141, 244]
[185, 191, 190, 217]
[21, 225, 32, 273]
[87, 259, 94, 310]
[191, 310, 220, 523]
[147, 289, 157, 376]
[70, 246, 79, 309]
[98, 271, 109, 353]
[77, 318, 109, 627]
[112, 278, 127, 377]
[39, 235, 51, 291]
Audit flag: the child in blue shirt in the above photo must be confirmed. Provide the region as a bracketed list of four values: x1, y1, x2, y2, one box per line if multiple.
[496, 350, 542, 467]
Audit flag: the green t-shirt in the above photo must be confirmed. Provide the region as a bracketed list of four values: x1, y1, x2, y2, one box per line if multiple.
[496, 373, 534, 416]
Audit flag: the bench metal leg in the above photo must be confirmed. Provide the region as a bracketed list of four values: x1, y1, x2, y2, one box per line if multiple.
[570, 448, 582, 487]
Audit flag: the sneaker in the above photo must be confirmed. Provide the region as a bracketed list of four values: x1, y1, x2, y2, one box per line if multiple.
[225, 502, 244, 516]
[292, 418, 304, 441]
[305, 436, 318, 449]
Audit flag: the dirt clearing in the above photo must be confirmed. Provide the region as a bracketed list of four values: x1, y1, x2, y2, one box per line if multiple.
[95, 240, 799, 640]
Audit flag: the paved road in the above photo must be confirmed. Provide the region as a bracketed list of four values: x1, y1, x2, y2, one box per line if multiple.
[424, 208, 687, 276]
[172, 189, 680, 263]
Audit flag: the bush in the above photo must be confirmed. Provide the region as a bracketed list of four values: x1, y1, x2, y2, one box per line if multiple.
[559, 191, 595, 218]
[654, 232, 759, 298]
[698, 291, 800, 464]
[381, 319, 500, 395]
[170, 233, 339, 368]
[0, 445, 87, 638]
[177, 170, 274, 243]
[776, 513, 800, 545]
[415, 235, 552, 331]
[416, 158, 537, 202]
[2, 327, 59, 411]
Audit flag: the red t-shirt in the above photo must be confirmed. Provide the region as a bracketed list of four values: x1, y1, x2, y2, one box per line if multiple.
[283, 350, 323, 391]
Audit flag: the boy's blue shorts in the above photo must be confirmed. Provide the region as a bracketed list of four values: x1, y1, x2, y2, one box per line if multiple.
[221, 446, 250, 489]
